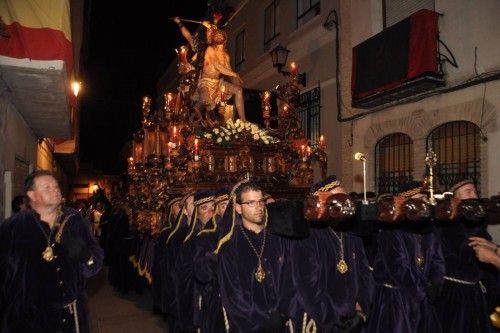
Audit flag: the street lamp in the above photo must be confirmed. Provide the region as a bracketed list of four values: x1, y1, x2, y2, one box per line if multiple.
[269, 44, 306, 86]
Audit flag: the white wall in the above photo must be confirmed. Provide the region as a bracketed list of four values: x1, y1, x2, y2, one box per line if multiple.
[437, 0, 500, 83]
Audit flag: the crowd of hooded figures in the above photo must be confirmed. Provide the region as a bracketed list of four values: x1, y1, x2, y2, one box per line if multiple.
[100, 175, 499, 333]
[1, 169, 498, 332]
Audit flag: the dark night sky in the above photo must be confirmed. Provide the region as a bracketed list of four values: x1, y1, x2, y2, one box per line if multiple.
[79, 1, 208, 175]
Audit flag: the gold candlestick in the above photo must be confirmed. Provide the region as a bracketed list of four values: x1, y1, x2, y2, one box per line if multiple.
[425, 147, 438, 206]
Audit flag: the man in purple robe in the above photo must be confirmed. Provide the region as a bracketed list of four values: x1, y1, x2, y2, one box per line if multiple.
[192, 188, 230, 333]
[0, 170, 103, 333]
[291, 175, 373, 332]
[163, 190, 195, 332]
[153, 193, 183, 315]
[436, 178, 496, 332]
[175, 190, 215, 332]
[367, 180, 445, 333]
[216, 181, 296, 332]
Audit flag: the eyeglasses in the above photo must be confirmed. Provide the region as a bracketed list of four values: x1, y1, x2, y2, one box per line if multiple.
[239, 199, 266, 207]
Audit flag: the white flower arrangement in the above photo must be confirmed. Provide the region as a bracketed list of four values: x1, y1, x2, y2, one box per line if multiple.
[203, 119, 279, 145]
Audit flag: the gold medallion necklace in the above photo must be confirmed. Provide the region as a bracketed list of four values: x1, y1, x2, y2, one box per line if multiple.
[330, 229, 349, 274]
[239, 224, 267, 282]
[35, 214, 60, 262]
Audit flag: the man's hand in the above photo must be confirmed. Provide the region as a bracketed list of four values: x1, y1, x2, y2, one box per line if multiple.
[201, 21, 212, 29]
[468, 236, 498, 251]
[173, 17, 181, 24]
[472, 245, 500, 266]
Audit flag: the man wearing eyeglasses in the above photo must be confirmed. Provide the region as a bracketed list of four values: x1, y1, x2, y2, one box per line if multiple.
[216, 181, 296, 332]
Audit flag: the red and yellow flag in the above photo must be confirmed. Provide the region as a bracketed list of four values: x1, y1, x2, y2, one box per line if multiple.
[0, 0, 73, 78]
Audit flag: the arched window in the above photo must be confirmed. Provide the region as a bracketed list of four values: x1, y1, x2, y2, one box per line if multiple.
[427, 121, 481, 192]
[375, 133, 414, 194]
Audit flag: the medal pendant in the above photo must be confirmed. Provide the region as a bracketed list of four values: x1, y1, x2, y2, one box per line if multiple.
[255, 264, 266, 282]
[337, 259, 349, 274]
[416, 255, 425, 268]
[42, 245, 55, 262]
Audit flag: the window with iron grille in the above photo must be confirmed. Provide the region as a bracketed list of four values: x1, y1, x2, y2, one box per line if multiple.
[427, 121, 481, 193]
[297, 87, 320, 147]
[264, 1, 280, 50]
[235, 29, 245, 71]
[297, 0, 320, 27]
[375, 133, 414, 194]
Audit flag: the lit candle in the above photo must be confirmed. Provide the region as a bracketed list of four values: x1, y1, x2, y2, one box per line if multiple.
[290, 62, 298, 76]
[173, 126, 177, 143]
[307, 146, 312, 157]
[283, 104, 288, 116]
[167, 142, 172, 160]
[194, 138, 199, 161]
[262, 91, 271, 117]
[167, 93, 173, 108]
[319, 135, 325, 150]
[128, 157, 134, 175]
[301, 144, 306, 159]
[220, 86, 226, 103]
[143, 96, 150, 109]
[142, 96, 151, 119]
[264, 91, 270, 103]
[180, 46, 187, 63]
